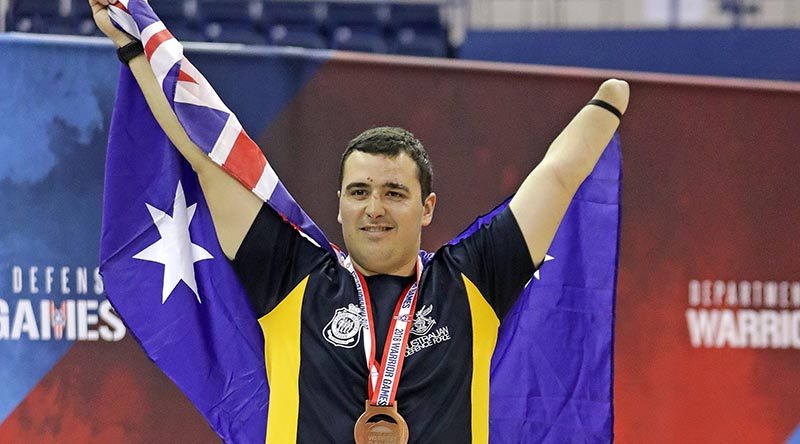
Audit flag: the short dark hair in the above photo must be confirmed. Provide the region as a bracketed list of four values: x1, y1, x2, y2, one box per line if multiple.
[339, 127, 433, 202]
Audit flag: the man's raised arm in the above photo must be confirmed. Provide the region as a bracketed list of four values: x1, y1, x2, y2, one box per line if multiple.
[90, 0, 262, 260]
[509, 79, 629, 267]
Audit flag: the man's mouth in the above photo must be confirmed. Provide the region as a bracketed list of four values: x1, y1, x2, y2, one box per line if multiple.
[361, 226, 393, 232]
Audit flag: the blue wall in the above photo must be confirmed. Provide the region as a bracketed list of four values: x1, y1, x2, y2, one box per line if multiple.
[460, 29, 800, 81]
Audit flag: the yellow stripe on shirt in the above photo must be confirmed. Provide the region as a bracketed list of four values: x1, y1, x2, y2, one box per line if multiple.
[258, 276, 308, 444]
[462, 274, 501, 444]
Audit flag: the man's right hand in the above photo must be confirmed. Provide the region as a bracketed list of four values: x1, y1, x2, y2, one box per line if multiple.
[89, 0, 133, 47]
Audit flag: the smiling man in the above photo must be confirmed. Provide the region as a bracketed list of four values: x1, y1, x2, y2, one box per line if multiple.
[338, 128, 436, 277]
[229, 124, 547, 443]
[90, 0, 628, 442]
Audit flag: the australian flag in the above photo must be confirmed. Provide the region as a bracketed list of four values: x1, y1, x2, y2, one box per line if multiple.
[100, 1, 620, 442]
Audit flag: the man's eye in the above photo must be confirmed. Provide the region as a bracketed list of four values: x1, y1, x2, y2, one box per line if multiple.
[350, 189, 367, 197]
[387, 191, 404, 199]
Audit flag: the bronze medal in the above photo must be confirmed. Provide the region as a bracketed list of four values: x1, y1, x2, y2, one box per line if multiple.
[340, 255, 422, 444]
[354, 400, 409, 444]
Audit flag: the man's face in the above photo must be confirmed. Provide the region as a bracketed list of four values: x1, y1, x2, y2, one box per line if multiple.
[338, 151, 436, 276]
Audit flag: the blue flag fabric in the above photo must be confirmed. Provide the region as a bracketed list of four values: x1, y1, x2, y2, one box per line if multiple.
[487, 135, 620, 443]
[100, 68, 269, 442]
[100, 2, 620, 442]
[445, 135, 620, 442]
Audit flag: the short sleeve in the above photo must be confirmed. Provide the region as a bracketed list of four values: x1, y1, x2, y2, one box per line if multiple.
[446, 207, 536, 321]
[230, 203, 326, 316]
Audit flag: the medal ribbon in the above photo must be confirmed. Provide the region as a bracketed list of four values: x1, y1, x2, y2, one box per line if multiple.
[336, 249, 422, 406]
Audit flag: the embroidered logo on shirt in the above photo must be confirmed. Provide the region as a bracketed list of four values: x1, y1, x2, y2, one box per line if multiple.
[323, 304, 362, 348]
[404, 305, 451, 357]
[410, 304, 437, 336]
[405, 326, 451, 358]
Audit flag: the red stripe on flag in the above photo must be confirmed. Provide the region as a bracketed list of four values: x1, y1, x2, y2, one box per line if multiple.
[145, 29, 174, 61]
[110, 2, 129, 13]
[223, 131, 267, 189]
[178, 69, 198, 84]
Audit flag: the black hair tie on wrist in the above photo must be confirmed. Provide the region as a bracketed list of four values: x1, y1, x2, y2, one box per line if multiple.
[117, 40, 144, 65]
[587, 99, 623, 120]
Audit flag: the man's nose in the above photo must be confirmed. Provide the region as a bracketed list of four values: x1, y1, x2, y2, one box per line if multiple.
[365, 194, 385, 219]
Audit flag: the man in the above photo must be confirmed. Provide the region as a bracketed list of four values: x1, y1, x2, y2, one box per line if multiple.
[90, 0, 628, 442]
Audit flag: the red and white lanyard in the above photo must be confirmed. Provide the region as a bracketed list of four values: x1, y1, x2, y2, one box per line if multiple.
[338, 251, 422, 406]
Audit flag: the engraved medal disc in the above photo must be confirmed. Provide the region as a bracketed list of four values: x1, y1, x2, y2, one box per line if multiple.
[354, 401, 409, 444]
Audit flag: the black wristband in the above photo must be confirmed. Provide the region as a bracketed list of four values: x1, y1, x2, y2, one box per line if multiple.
[117, 40, 144, 65]
[587, 99, 623, 120]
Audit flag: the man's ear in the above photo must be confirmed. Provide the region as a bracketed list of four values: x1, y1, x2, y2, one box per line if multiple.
[337, 190, 342, 224]
[421, 192, 436, 227]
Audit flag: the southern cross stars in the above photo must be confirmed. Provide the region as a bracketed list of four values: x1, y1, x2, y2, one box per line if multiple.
[133, 181, 213, 304]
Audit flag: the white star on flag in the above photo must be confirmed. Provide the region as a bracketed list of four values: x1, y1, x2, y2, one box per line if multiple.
[133, 181, 213, 304]
[533, 254, 555, 280]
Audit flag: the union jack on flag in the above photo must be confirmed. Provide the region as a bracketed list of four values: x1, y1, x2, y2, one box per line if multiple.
[100, 1, 620, 443]
[107, 0, 330, 249]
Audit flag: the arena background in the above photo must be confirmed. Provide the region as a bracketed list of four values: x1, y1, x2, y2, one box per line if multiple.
[2, 32, 800, 443]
